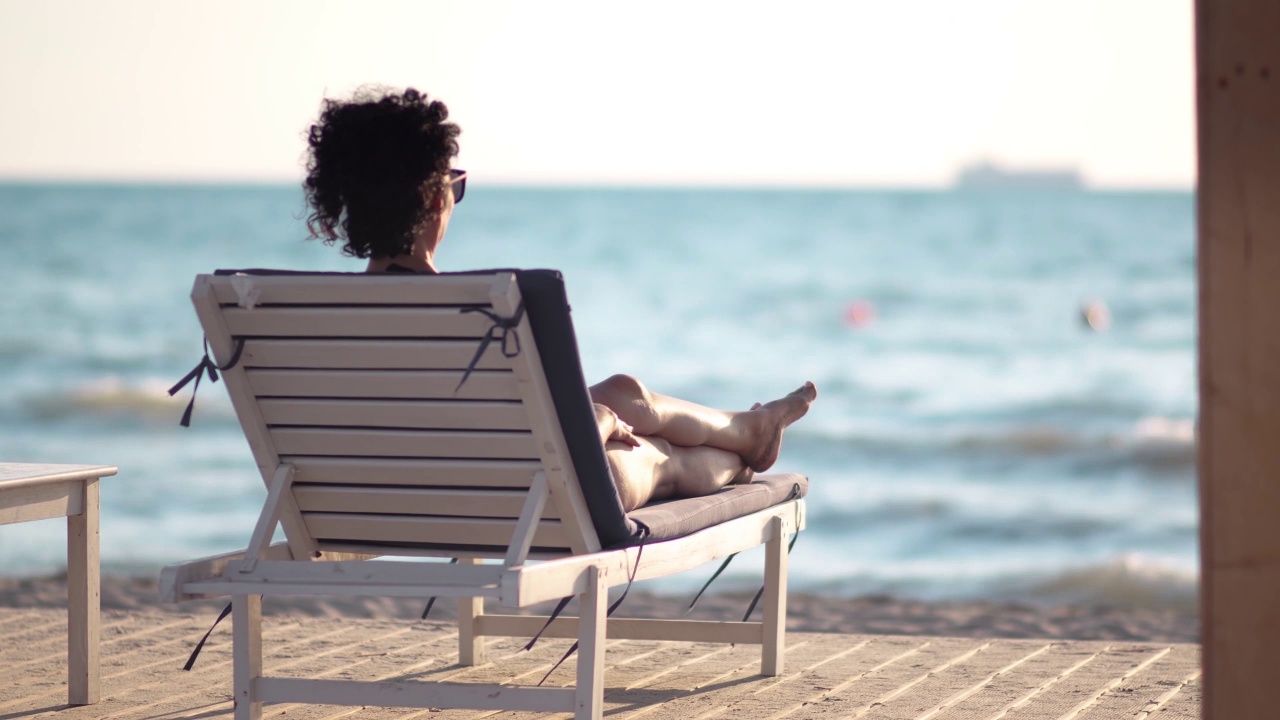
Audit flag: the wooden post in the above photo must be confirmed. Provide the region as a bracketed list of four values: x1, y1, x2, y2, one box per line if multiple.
[458, 558, 486, 665]
[233, 595, 263, 720]
[761, 516, 788, 676]
[1197, 1, 1280, 717]
[66, 477, 99, 704]
[575, 566, 606, 720]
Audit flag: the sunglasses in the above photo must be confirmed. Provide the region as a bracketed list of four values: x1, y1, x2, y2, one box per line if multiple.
[448, 169, 467, 204]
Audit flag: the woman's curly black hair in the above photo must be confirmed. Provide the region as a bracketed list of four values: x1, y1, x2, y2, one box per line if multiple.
[304, 87, 460, 259]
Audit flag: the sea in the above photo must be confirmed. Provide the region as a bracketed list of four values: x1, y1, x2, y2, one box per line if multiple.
[0, 183, 1198, 612]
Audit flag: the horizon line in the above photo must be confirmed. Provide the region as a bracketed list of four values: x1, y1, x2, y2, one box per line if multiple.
[0, 175, 1197, 192]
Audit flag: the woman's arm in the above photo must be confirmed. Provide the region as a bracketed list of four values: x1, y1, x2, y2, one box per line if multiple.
[593, 403, 641, 447]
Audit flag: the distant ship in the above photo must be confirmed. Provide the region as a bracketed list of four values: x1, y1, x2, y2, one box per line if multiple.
[954, 161, 1084, 190]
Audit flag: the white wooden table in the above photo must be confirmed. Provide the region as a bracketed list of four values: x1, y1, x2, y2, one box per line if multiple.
[0, 462, 117, 705]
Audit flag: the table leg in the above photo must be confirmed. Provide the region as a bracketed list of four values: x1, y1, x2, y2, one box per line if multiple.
[67, 478, 100, 705]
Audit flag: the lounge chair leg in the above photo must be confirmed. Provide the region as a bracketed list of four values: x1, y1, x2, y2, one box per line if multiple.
[761, 517, 788, 676]
[232, 594, 263, 720]
[575, 566, 606, 720]
[458, 559, 485, 665]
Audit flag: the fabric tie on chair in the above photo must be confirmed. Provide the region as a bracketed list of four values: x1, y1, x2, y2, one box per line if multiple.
[182, 602, 233, 670]
[455, 303, 524, 393]
[687, 483, 804, 621]
[525, 525, 650, 686]
[168, 337, 246, 427]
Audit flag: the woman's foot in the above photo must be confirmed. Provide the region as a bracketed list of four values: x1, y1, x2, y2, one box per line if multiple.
[737, 382, 817, 472]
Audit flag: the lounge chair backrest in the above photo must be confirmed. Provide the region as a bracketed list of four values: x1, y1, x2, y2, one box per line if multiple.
[191, 270, 602, 563]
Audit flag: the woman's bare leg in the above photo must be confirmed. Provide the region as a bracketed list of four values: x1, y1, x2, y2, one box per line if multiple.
[604, 436, 747, 512]
[589, 374, 817, 472]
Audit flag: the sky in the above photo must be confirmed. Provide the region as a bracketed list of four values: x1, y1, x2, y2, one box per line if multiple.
[0, 0, 1194, 188]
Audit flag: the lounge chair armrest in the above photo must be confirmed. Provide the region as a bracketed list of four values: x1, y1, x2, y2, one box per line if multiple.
[159, 543, 383, 602]
[159, 542, 293, 602]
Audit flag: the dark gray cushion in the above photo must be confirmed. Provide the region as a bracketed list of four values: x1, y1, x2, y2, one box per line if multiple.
[627, 473, 807, 544]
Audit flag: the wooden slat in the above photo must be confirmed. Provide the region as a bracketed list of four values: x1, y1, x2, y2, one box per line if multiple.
[246, 369, 520, 400]
[269, 428, 538, 458]
[240, 339, 517, 370]
[292, 485, 562, 520]
[302, 513, 570, 549]
[222, 307, 494, 338]
[286, 456, 543, 488]
[208, 273, 505, 306]
[258, 399, 531, 431]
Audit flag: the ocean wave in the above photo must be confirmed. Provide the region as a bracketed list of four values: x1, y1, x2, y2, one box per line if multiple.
[18, 376, 234, 424]
[783, 553, 1199, 611]
[1002, 554, 1198, 611]
[798, 415, 1196, 475]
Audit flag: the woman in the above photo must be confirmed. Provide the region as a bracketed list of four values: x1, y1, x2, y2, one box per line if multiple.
[304, 87, 816, 512]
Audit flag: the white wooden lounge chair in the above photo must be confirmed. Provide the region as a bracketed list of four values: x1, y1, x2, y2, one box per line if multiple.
[160, 268, 808, 720]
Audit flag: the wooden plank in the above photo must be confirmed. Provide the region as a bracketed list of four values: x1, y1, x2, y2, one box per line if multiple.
[66, 478, 98, 705]
[179, 579, 504, 600]
[767, 638, 988, 719]
[258, 398, 530, 430]
[476, 615, 764, 645]
[883, 642, 1053, 720]
[246, 368, 520, 400]
[598, 632, 868, 719]
[221, 307, 493, 338]
[223, 558, 504, 587]
[292, 485, 560, 519]
[0, 480, 82, 525]
[0, 463, 117, 489]
[269, 427, 538, 458]
[1072, 646, 1200, 718]
[1197, 3, 1280, 718]
[208, 272, 504, 306]
[240, 338, 517, 370]
[254, 676, 575, 712]
[997, 645, 1174, 720]
[302, 512, 571, 549]
[286, 456, 543, 488]
[1139, 672, 1203, 719]
[920, 642, 1102, 719]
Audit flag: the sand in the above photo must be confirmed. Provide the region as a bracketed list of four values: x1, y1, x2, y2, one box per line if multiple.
[0, 573, 1198, 644]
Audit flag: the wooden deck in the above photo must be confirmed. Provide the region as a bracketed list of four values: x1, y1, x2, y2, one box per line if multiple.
[0, 608, 1199, 719]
